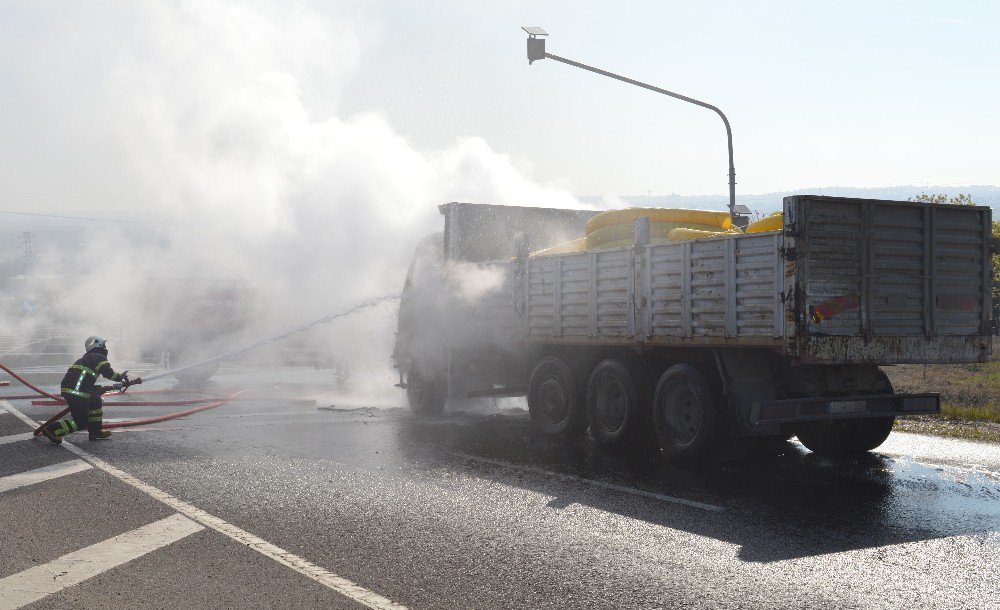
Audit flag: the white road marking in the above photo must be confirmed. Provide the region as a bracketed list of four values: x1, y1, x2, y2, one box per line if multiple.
[0, 514, 203, 609]
[0, 401, 407, 610]
[0, 432, 34, 446]
[0, 459, 92, 494]
[452, 451, 725, 512]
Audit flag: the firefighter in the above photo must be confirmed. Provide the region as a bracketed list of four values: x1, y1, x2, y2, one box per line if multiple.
[40, 336, 140, 443]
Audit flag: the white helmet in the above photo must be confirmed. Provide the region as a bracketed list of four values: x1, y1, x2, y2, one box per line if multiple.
[85, 336, 107, 351]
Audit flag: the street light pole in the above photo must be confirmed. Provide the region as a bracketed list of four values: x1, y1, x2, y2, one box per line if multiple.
[523, 27, 737, 221]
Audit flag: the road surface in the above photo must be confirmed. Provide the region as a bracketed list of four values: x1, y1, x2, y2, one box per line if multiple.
[1, 368, 998, 609]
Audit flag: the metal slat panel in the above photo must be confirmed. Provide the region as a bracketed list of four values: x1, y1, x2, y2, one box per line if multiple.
[725, 238, 737, 335]
[595, 249, 631, 337]
[628, 245, 636, 336]
[589, 251, 598, 336]
[733, 233, 779, 337]
[553, 257, 562, 336]
[788, 195, 992, 364]
[774, 233, 785, 338]
[643, 246, 654, 338]
[868, 204, 925, 335]
[923, 206, 934, 336]
[682, 242, 692, 337]
[802, 201, 863, 336]
[981, 208, 993, 336]
[646, 242, 690, 337]
[933, 207, 984, 335]
[646, 242, 685, 337]
[690, 240, 726, 334]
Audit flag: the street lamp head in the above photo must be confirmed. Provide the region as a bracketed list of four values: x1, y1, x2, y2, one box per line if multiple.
[521, 26, 548, 64]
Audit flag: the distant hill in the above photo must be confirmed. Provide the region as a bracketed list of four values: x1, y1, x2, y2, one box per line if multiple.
[580, 185, 1000, 214]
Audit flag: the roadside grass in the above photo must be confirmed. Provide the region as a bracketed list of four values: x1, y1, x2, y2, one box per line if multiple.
[884, 359, 1000, 442]
[940, 402, 1000, 423]
[893, 417, 1000, 443]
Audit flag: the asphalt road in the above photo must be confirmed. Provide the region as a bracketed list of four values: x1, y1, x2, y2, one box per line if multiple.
[1, 367, 998, 609]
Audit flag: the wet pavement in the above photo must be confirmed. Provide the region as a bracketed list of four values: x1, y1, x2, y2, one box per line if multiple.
[2, 367, 998, 608]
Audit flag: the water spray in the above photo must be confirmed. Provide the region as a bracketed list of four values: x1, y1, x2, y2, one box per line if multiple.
[142, 293, 401, 383]
[0, 335, 71, 359]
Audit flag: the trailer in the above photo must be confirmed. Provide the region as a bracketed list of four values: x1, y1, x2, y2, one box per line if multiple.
[393, 196, 995, 460]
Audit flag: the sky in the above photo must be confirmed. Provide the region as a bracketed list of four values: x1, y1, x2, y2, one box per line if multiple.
[345, 0, 1000, 196]
[2, 0, 998, 217]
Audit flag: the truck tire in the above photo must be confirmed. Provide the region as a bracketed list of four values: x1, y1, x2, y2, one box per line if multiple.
[796, 370, 895, 455]
[406, 365, 447, 417]
[173, 361, 220, 388]
[796, 417, 895, 455]
[527, 357, 588, 438]
[652, 363, 754, 462]
[653, 364, 719, 460]
[586, 357, 651, 453]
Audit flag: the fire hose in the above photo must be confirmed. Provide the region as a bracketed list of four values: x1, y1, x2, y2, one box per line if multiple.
[0, 363, 244, 436]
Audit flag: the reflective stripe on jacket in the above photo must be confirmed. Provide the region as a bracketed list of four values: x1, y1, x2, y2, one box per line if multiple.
[60, 350, 121, 397]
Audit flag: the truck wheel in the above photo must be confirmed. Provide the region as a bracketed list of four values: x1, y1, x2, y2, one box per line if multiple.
[406, 365, 447, 417]
[586, 358, 650, 453]
[796, 370, 895, 455]
[796, 417, 895, 455]
[855, 369, 897, 451]
[652, 364, 721, 461]
[527, 357, 588, 438]
[652, 363, 754, 462]
[173, 361, 220, 388]
[850, 416, 895, 451]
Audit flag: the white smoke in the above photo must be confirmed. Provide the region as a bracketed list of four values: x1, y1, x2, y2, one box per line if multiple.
[0, 1, 582, 393]
[446, 261, 508, 304]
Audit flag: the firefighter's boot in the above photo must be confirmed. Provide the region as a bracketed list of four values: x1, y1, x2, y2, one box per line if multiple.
[43, 419, 77, 445]
[40, 426, 62, 445]
[87, 403, 108, 440]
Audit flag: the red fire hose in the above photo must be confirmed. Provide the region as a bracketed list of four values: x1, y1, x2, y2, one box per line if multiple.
[102, 391, 248, 429]
[0, 363, 246, 436]
[0, 364, 63, 401]
[31, 393, 230, 407]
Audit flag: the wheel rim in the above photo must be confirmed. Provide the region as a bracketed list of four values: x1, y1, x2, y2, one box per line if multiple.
[595, 374, 628, 434]
[662, 383, 702, 445]
[538, 378, 569, 423]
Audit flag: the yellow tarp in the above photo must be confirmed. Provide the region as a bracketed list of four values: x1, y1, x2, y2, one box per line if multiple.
[529, 207, 758, 257]
[585, 221, 740, 249]
[666, 227, 734, 241]
[585, 207, 732, 235]
[746, 211, 783, 234]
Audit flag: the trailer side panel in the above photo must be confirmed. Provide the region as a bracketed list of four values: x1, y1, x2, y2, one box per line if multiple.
[787, 196, 992, 363]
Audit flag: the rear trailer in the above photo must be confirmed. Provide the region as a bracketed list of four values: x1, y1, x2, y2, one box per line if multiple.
[394, 196, 994, 459]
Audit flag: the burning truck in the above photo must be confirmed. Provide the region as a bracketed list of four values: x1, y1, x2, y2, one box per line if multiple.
[393, 198, 994, 461]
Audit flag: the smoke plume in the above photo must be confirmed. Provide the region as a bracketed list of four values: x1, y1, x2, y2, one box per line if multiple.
[0, 1, 582, 397]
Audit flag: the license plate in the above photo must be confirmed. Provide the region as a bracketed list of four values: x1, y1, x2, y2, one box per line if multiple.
[827, 400, 865, 414]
